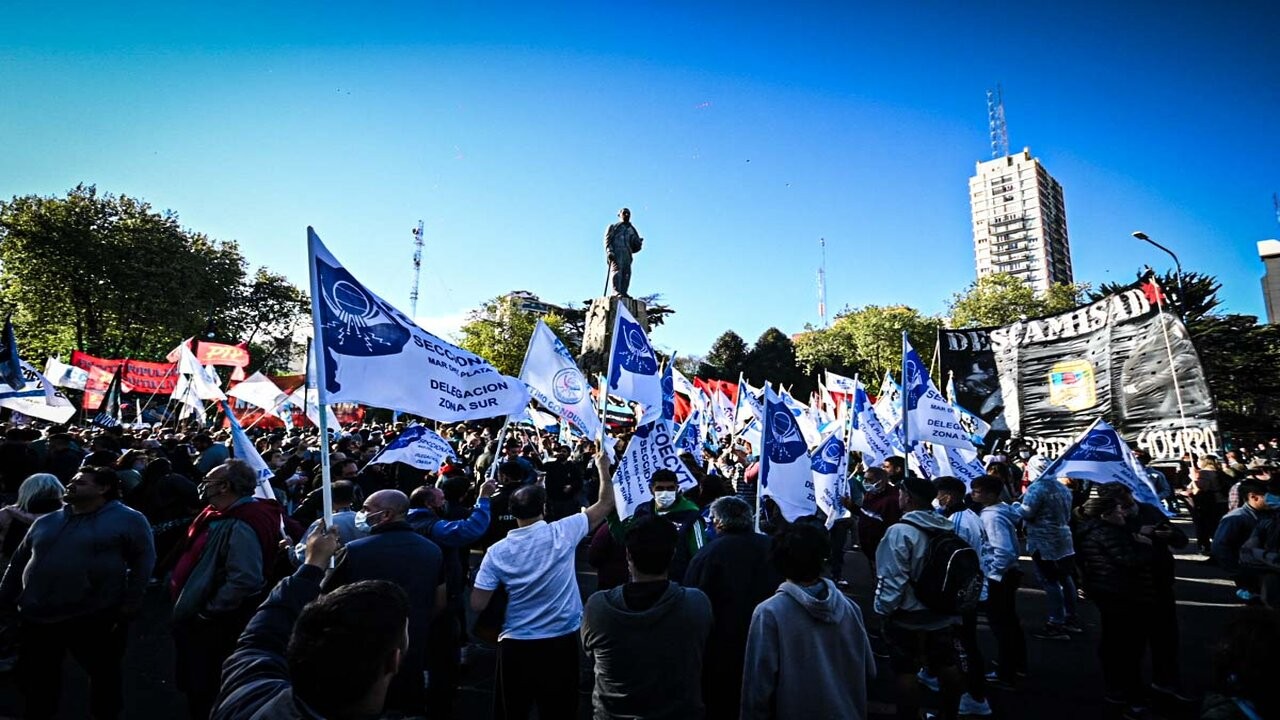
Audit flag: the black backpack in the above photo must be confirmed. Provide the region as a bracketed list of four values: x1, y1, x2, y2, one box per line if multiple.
[902, 518, 984, 615]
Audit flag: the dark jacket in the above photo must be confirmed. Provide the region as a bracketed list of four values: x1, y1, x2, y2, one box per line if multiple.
[1126, 501, 1187, 587]
[406, 499, 490, 608]
[684, 530, 783, 720]
[610, 496, 707, 584]
[582, 581, 713, 720]
[1213, 506, 1263, 573]
[0, 500, 155, 622]
[211, 565, 325, 720]
[1074, 517, 1154, 600]
[542, 460, 583, 504]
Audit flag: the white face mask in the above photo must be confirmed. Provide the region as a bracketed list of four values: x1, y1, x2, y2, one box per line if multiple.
[931, 498, 944, 512]
[355, 510, 381, 534]
[654, 491, 678, 509]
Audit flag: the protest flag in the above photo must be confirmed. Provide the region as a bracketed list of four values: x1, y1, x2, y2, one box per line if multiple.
[760, 385, 816, 524]
[366, 423, 456, 471]
[611, 419, 698, 519]
[222, 401, 277, 500]
[519, 319, 601, 438]
[0, 361, 76, 424]
[605, 303, 662, 425]
[1038, 418, 1168, 513]
[812, 428, 851, 529]
[848, 377, 897, 466]
[93, 368, 123, 428]
[902, 333, 972, 451]
[946, 372, 991, 446]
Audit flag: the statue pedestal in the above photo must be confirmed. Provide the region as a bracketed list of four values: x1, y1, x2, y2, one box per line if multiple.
[578, 296, 648, 378]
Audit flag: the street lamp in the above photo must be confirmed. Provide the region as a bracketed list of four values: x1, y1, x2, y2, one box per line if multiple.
[1132, 231, 1186, 311]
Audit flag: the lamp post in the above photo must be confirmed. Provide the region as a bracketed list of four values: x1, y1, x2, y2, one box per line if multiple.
[1132, 231, 1186, 312]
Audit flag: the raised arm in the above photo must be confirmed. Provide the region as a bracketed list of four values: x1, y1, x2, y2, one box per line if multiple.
[583, 451, 616, 531]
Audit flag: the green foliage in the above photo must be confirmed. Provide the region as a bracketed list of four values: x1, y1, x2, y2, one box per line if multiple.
[456, 296, 572, 377]
[745, 327, 808, 393]
[948, 273, 1091, 328]
[0, 185, 307, 367]
[794, 322, 860, 379]
[795, 305, 941, 387]
[701, 331, 749, 380]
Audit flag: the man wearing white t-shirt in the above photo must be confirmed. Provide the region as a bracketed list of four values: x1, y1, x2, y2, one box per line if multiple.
[472, 452, 614, 719]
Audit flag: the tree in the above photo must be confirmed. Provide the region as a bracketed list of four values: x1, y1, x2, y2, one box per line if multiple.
[701, 331, 749, 380]
[0, 185, 308, 366]
[948, 273, 1091, 328]
[456, 296, 572, 377]
[745, 327, 807, 392]
[794, 322, 862, 379]
[838, 305, 943, 383]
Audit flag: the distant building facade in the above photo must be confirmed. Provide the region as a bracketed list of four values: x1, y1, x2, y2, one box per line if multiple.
[1258, 240, 1280, 324]
[970, 148, 1073, 293]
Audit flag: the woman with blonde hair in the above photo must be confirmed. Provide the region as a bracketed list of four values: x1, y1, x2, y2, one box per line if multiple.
[0, 473, 64, 566]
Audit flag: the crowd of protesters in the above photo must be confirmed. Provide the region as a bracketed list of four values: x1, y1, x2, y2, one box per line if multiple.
[0, 417, 1275, 719]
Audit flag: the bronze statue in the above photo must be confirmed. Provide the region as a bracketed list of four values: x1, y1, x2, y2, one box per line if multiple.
[604, 207, 643, 297]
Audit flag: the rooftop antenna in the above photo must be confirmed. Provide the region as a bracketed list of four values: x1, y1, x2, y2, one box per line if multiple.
[410, 220, 425, 317]
[817, 237, 828, 328]
[987, 84, 1009, 159]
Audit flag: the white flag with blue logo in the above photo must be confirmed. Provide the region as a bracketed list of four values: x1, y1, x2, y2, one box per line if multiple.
[676, 410, 704, 464]
[812, 429, 851, 528]
[308, 228, 529, 420]
[848, 379, 898, 466]
[933, 442, 987, 488]
[43, 357, 89, 391]
[735, 375, 763, 430]
[368, 423, 457, 471]
[910, 443, 942, 479]
[520, 320, 601, 438]
[946, 373, 991, 446]
[0, 361, 76, 424]
[780, 388, 822, 448]
[606, 303, 662, 425]
[672, 366, 699, 405]
[902, 336, 972, 450]
[223, 401, 276, 500]
[825, 370, 858, 395]
[711, 388, 736, 440]
[874, 371, 903, 434]
[1039, 418, 1168, 513]
[761, 385, 816, 522]
[612, 420, 699, 519]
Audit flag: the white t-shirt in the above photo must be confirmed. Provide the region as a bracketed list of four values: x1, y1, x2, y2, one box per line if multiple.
[474, 511, 590, 641]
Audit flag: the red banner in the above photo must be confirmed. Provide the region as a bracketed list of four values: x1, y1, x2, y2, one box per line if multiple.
[71, 351, 179, 409]
[166, 339, 251, 368]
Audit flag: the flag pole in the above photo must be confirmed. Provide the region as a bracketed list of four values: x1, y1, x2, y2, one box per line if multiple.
[488, 324, 540, 481]
[1152, 286, 1190, 438]
[136, 362, 179, 417]
[306, 229, 335, 529]
[901, 331, 910, 457]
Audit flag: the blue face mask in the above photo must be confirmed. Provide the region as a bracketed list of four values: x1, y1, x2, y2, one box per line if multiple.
[1265, 493, 1280, 510]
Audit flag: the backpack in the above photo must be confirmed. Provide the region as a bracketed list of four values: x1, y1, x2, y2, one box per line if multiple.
[902, 518, 984, 615]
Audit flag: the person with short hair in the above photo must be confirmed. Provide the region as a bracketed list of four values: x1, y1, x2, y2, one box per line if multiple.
[685, 496, 783, 720]
[741, 522, 874, 720]
[1214, 479, 1274, 600]
[931, 476, 991, 716]
[471, 453, 615, 719]
[854, 466, 901, 569]
[0, 473, 64, 564]
[606, 468, 708, 584]
[171, 460, 288, 720]
[192, 434, 230, 477]
[582, 515, 713, 719]
[323, 489, 446, 716]
[875, 475, 965, 720]
[1015, 467, 1082, 639]
[212, 524, 412, 719]
[0, 466, 155, 719]
[970, 474, 1028, 687]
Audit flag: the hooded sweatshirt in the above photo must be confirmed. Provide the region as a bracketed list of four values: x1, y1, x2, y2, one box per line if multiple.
[874, 509, 960, 628]
[581, 580, 713, 719]
[740, 578, 875, 720]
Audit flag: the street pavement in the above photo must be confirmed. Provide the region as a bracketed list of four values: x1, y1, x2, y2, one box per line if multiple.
[0, 514, 1233, 719]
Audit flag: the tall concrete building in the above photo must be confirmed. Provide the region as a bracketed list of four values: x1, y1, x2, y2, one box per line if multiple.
[1258, 240, 1280, 324]
[969, 147, 1073, 293]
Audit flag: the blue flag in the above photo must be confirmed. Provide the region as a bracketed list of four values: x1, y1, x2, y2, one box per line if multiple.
[661, 356, 676, 422]
[368, 423, 457, 471]
[902, 335, 972, 450]
[606, 303, 662, 424]
[308, 228, 529, 420]
[1038, 418, 1168, 513]
[0, 319, 22, 391]
[761, 385, 816, 522]
[812, 429, 850, 528]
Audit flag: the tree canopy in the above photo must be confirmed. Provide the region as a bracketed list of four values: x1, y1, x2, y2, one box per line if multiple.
[700, 330, 749, 380]
[0, 185, 308, 370]
[947, 272, 1090, 328]
[745, 327, 808, 393]
[456, 296, 573, 378]
[795, 305, 942, 385]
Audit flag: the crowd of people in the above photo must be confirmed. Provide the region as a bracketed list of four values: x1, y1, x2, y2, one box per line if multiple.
[0, 419, 1275, 719]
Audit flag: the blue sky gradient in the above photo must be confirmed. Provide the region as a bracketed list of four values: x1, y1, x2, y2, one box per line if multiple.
[3, 2, 1277, 357]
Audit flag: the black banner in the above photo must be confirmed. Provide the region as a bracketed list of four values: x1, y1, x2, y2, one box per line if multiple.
[940, 277, 1217, 460]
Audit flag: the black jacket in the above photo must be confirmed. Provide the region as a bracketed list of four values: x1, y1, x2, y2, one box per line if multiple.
[1074, 517, 1155, 601]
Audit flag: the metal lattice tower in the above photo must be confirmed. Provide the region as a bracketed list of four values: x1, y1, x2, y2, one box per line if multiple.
[817, 237, 828, 328]
[410, 220, 425, 317]
[987, 84, 1009, 159]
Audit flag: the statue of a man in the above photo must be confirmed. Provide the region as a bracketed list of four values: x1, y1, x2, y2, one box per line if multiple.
[604, 207, 643, 298]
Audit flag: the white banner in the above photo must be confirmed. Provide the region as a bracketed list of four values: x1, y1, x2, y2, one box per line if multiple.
[761, 386, 816, 522]
[520, 320, 601, 438]
[612, 420, 698, 519]
[0, 361, 76, 424]
[44, 357, 89, 391]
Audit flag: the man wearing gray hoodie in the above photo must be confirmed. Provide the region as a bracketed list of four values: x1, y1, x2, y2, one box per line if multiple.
[741, 521, 875, 720]
[582, 514, 712, 719]
[875, 475, 964, 720]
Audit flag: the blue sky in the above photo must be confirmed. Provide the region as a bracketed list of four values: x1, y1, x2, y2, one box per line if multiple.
[3, 2, 1277, 359]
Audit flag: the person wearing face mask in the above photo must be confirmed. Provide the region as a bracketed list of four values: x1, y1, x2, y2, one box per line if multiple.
[853, 466, 902, 571]
[322, 489, 446, 717]
[169, 460, 288, 720]
[606, 469, 708, 585]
